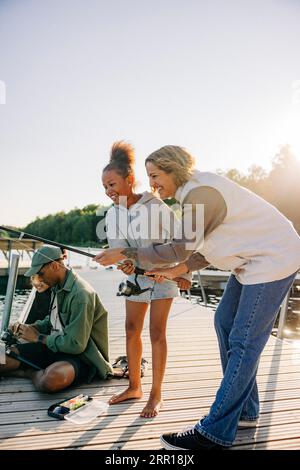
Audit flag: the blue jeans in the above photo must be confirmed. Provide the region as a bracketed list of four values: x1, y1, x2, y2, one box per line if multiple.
[195, 272, 296, 447]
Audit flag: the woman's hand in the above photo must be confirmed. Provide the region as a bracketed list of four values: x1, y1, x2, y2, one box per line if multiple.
[145, 262, 188, 280]
[174, 277, 192, 290]
[117, 260, 136, 275]
[16, 324, 39, 343]
[93, 248, 126, 266]
[151, 274, 166, 283]
[145, 267, 177, 280]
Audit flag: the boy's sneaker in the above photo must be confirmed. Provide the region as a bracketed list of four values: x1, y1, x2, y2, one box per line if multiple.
[238, 419, 258, 428]
[160, 426, 224, 451]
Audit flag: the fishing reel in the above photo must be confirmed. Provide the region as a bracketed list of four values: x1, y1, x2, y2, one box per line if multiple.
[117, 267, 154, 297]
[0, 329, 41, 370]
[0, 328, 18, 347]
[0, 327, 42, 370]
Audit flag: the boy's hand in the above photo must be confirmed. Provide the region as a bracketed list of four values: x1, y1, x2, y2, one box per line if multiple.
[10, 322, 21, 335]
[16, 324, 39, 343]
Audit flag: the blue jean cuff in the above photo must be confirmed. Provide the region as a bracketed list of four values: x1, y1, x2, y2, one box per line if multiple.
[240, 415, 259, 421]
[195, 424, 233, 447]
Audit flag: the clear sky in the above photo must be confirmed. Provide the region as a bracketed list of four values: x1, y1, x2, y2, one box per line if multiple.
[1, 0, 300, 227]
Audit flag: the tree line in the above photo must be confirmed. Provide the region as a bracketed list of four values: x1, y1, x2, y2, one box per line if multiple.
[23, 204, 109, 247]
[217, 145, 300, 234]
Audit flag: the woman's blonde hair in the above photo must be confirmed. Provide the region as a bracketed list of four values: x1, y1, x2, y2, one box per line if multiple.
[145, 145, 195, 187]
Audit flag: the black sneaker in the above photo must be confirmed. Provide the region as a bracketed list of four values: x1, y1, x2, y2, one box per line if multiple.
[160, 426, 224, 451]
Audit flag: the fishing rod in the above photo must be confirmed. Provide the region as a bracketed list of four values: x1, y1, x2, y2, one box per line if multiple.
[0, 226, 97, 258]
[0, 225, 156, 283]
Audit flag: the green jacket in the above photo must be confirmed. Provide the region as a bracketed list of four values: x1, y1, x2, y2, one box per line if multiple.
[33, 269, 113, 382]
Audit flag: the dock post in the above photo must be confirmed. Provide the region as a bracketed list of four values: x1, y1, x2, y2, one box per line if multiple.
[277, 290, 290, 340]
[7, 239, 12, 272]
[86, 247, 91, 267]
[197, 271, 208, 307]
[0, 254, 20, 333]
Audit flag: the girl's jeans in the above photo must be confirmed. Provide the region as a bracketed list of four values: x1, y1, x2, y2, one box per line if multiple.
[195, 272, 297, 447]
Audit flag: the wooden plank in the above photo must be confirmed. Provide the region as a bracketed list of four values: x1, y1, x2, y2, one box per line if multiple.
[1, 404, 300, 443]
[1, 387, 300, 420]
[2, 364, 300, 404]
[1, 394, 300, 427]
[2, 370, 300, 395]
[2, 418, 300, 450]
[0, 239, 43, 252]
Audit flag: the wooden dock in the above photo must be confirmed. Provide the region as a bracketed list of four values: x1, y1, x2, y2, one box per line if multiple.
[0, 261, 32, 292]
[0, 260, 32, 276]
[0, 238, 43, 291]
[0, 268, 300, 450]
[0, 239, 42, 274]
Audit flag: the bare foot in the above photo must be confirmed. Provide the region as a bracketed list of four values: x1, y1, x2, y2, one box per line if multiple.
[140, 396, 163, 418]
[109, 387, 143, 405]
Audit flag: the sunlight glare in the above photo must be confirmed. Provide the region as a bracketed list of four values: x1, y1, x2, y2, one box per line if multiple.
[285, 109, 300, 160]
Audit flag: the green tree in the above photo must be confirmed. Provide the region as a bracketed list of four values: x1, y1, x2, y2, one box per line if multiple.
[23, 203, 110, 247]
[218, 145, 300, 234]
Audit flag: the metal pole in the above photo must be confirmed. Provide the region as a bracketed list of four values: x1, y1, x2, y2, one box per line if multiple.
[277, 290, 290, 340]
[86, 248, 91, 267]
[1, 254, 20, 333]
[197, 271, 208, 307]
[8, 239, 12, 271]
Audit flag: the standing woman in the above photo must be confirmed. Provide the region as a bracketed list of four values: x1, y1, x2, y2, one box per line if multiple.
[101, 142, 191, 418]
[96, 145, 300, 449]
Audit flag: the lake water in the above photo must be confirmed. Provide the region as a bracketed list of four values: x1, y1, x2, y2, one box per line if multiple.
[0, 290, 31, 325]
